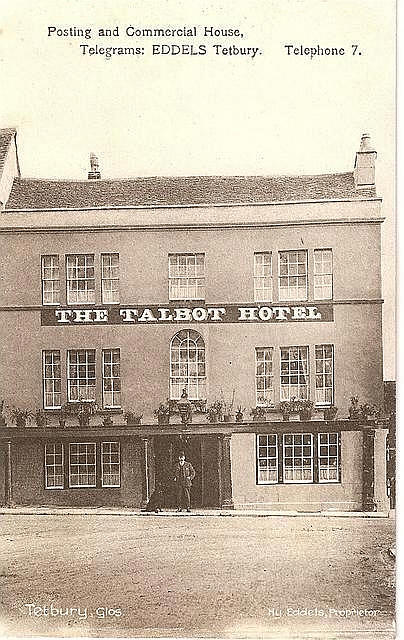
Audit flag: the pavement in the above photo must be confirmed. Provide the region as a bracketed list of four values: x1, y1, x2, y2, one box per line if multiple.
[0, 505, 391, 517]
[0, 511, 395, 639]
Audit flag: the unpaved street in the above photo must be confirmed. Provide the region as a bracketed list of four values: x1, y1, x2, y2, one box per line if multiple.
[0, 514, 395, 638]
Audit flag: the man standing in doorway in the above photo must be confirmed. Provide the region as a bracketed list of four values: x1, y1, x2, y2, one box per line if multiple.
[174, 451, 195, 512]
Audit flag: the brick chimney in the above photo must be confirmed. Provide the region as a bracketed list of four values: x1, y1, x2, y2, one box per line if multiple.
[354, 133, 376, 189]
[88, 153, 101, 180]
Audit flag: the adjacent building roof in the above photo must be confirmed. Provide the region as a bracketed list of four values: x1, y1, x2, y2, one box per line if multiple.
[0, 128, 16, 175]
[5, 172, 376, 210]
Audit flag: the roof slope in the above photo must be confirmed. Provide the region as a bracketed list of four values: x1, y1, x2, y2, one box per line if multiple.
[5, 172, 376, 210]
[0, 128, 16, 175]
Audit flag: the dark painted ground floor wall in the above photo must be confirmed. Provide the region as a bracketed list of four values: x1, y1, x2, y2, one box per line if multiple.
[1, 437, 143, 507]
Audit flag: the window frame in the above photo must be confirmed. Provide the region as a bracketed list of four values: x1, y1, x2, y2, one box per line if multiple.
[280, 346, 309, 402]
[255, 347, 274, 407]
[256, 434, 278, 484]
[102, 349, 121, 409]
[314, 248, 333, 300]
[254, 252, 273, 302]
[278, 250, 308, 301]
[101, 253, 120, 304]
[283, 433, 313, 484]
[66, 254, 96, 305]
[101, 441, 121, 488]
[42, 350, 62, 409]
[255, 431, 341, 486]
[315, 344, 334, 407]
[68, 442, 97, 488]
[67, 349, 96, 403]
[168, 253, 205, 301]
[44, 443, 64, 489]
[318, 432, 340, 483]
[41, 255, 60, 306]
[169, 329, 206, 401]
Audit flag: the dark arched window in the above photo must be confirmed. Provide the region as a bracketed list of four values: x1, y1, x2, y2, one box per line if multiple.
[170, 330, 206, 400]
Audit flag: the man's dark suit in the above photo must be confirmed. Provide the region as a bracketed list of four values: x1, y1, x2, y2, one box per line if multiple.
[174, 461, 195, 510]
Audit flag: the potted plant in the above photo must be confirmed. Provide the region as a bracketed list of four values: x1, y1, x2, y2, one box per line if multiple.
[279, 398, 299, 421]
[154, 401, 170, 425]
[297, 399, 314, 421]
[348, 396, 360, 420]
[359, 403, 379, 422]
[124, 410, 143, 426]
[0, 400, 7, 427]
[206, 400, 224, 423]
[102, 415, 114, 427]
[35, 409, 47, 427]
[235, 405, 245, 422]
[222, 402, 234, 423]
[77, 401, 98, 427]
[10, 407, 33, 428]
[58, 403, 69, 428]
[193, 399, 207, 414]
[323, 405, 338, 421]
[250, 406, 267, 422]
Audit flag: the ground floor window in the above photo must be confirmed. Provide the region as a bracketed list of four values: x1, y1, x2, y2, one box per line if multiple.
[44, 443, 64, 489]
[44, 441, 121, 489]
[101, 441, 121, 487]
[256, 432, 340, 485]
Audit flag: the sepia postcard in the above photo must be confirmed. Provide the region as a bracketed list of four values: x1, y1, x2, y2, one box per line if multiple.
[0, 1, 396, 639]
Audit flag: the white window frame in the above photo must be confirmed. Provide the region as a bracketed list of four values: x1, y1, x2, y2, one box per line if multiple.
[101, 253, 120, 304]
[280, 346, 309, 401]
[67, 349, 96, 403]
[168, 253, 205, 301]
[278, 250, 308, 301]
[256, 434, 278, 484]
[102, 349, 121, 408]
[315, 344, 334, 406]
[41, 255, 60, 305]
[69, 442, 97, 488]
[170, 329, 206, 401]
[45, 443, 64, 489]
[318, 432, 340, 483]
[255, 347, 274, 407]
[254, 252, 273, 302]
[101, 441, 121, 487]
[283, 433, 313, 484]
[43, 350, 62, 409]
[314, 249, 333, 300]
[66, 254, 95, 305]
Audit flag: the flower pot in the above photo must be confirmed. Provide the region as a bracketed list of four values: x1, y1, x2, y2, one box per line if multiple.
[157, 415, 170, 425]
[299, 410, 312, 421]
[282, 414, 290, 422]
[324, 407, 338, 421]
[223, 414, 233, 423]
[126, 417, 142, 426]
[235, 413, 243, 423]
[102, 416, 114, 427]
[16, 417, 27, 427]
[58, 418, 66, 428]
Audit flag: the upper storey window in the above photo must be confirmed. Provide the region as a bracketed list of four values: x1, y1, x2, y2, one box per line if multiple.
[66, 254, 95, 304]
[101, 253, 120, 304]
[314, 249, 333, 299]
[41, 255, 60, 305]
[279, 250, 308, 301]
[254, 252, 273, 302]
[168, 253, 205, 300]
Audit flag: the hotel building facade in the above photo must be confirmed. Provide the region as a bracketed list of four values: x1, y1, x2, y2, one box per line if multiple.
[0, 128, 389, 513]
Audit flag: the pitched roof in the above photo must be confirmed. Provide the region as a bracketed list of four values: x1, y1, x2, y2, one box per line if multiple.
[5, 172, 376, 211]
[0, 128, 17, 175]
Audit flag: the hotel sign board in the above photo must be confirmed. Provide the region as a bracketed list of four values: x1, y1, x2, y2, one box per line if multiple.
[41, 304, 334, 325]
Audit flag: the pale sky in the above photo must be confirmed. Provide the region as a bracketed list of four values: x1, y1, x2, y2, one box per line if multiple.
[0, 0, 395, 378]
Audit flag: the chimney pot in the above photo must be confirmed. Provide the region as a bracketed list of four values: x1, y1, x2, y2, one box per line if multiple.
[354, 133, 377, 189]
[88, 153, 101, 180]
